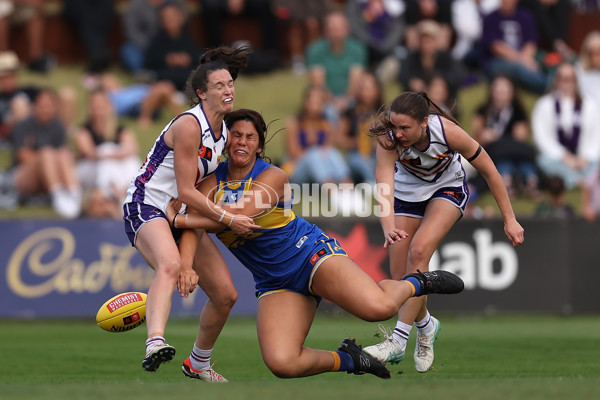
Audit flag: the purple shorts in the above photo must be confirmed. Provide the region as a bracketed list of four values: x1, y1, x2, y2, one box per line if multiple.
[123, 202, 182, 247]
[394, 186, 469, 218]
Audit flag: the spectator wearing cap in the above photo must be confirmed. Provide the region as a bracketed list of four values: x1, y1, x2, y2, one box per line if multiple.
[0, 51, 39, 141]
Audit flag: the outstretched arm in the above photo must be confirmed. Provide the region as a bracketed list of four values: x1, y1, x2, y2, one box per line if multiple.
[444, 119, 524, 246]
[376, 141, 409, 247]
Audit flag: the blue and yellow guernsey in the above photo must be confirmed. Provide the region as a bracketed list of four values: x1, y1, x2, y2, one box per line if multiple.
[214, 158, 347, 299]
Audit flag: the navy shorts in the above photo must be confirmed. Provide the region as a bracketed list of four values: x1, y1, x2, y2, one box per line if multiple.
[123, 202, 182, 247]
[255, 233, 349, 304]
[394, 186, 469, 218]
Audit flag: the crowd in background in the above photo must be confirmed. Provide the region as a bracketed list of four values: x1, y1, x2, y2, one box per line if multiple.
[1, 0, 600, 222]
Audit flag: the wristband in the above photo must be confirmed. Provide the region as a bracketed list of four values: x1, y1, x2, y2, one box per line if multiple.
[228, 215, 235, 227]
[217, 209, 226, 223]
[172, 213, 178, 228]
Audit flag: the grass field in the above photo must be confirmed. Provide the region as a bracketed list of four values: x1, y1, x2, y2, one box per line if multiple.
[3, 314, 600, 400]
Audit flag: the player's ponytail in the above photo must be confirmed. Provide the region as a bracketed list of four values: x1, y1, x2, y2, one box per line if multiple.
[369, 91, 460, 150]
[185, 45, 253, 106]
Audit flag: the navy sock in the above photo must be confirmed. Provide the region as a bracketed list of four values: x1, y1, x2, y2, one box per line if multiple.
[332, 351, 355, 372]
[404, 276, 422, 296]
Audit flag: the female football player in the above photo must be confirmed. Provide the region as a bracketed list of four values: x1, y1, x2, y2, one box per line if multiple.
[122, 46, 260, 376]
[363, 91, 524, 373]
[166, 108, 464, 380]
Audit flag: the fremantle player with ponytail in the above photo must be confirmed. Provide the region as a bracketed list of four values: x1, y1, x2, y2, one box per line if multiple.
[363, 91, 524, 372]
[122, 46, 260, 378]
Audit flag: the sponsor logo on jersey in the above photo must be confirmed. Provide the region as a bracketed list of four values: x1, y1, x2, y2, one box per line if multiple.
[198, 146, 213, 160]
[310, 247, 328, 265]
[295, 235, 308, 248]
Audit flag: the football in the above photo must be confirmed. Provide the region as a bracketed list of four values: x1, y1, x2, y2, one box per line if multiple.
[96, 292, 147, 333]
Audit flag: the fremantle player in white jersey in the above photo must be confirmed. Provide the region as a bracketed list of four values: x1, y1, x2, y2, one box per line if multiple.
[363, 91, 524, 372]
[122, 46, 259, 377]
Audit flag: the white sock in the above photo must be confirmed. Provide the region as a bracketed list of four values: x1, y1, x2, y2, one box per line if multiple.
[145, 336, 165, 353]
[392, 321, 412, 350]
[415, 311, 435, 336]
[190, 344, 212, 371]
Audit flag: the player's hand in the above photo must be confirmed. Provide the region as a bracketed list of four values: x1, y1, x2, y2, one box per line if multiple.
[177, 268, 199, 298]
[166, 199, 183, 227]
[383, 228, 409, 248]
[504, 218, 524, 247]
[229, 214, 261, 236]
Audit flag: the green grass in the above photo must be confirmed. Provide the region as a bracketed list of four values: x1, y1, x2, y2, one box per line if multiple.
[2, 314, 600, 399]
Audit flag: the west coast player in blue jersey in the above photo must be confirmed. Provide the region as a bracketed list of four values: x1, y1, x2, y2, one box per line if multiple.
[363, 91, 525, 373]
[166, 109, 465, 380]
[122, 46, 260, 377]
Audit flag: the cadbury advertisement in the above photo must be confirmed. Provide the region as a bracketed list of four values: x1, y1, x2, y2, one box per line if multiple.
[1, 218, 599, 317]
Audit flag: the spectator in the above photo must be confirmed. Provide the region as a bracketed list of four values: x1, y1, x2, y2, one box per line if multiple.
[582, 166, 600, 222]
[520, 0, 574, 59]
[0, 50, 38, 141]
[532, 62, 600, 191]
[480, 0, 547, 94]
[575, 31, 600, 111]
[120, 0, 189, 76]
[274, 0, 332, 75]
[0, 51, 76, 138]
[144, 1, 199, 92]
[10, 89, 81, 218]
[450, 0, 499, 65]
[75, 90, 140, 219]
[62, 0, 116, 86]
[472, 74, 539, 197]
[305, 11, 368, 125]
[534, 175, 575, 218]
[337, 71, 383, 185]
[345, 0, 405, 82]
[0, 0, 54, 73]
[199, 0, 280, 72]
[404, 0, 453, 51]
[284, 85, 352, 183]
[426, 74, 457, 118]
[399, 19, 464, 100]
[99, 73, 183, 129]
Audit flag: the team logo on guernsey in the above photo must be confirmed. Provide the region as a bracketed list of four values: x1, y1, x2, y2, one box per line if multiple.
[310, 247, 328, 265]
[406, 157, 421, 166]
[198, 146, 213, 160]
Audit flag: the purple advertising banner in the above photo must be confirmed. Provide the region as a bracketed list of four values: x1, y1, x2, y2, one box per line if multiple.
[0, 219, 256, 318]
[1, 217, 599, 318]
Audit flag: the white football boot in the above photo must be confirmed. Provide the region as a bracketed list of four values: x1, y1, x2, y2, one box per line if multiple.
[182, 357, 228, 382]
[414, 316, 441, 372]
[363, 324, 405, 365]
[142, 343, 176, 372]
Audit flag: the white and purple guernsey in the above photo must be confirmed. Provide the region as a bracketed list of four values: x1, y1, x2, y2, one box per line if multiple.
[392, 114, 466, 202]
[124, 103, 228, 213]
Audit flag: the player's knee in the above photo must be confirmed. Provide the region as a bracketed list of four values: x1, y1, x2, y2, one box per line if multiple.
[408, 241, 430, 267]
[263, 353, 300, 378]
[157, 258, 180, 281]
[361, 298, 397, 322]
[210, 286, 238, 310]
